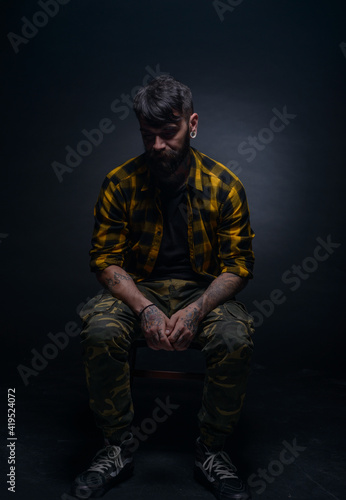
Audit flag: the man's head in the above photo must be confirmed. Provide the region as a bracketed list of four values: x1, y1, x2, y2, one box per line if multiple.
[133, 75, 194, 125]
[133, 75, 198, 188]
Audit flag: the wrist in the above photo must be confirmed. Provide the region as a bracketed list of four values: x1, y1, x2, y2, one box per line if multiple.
[138, 303, 155, 318]
[132, 297, 154, 317]
[190, 299, 205, 321]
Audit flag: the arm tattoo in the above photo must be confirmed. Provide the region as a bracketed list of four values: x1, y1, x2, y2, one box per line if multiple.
[201, 273, 246, 307]
[106, 271, 132, 289]
[194, 273, 247, 318]
[183, 306, 200, 332]
[206, 275, 242, 301]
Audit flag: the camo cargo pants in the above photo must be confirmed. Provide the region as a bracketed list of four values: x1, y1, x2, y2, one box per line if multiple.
[79, 278, 254, 450]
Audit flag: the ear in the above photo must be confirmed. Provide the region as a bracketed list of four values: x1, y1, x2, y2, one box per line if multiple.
[189, 113, 199, 133]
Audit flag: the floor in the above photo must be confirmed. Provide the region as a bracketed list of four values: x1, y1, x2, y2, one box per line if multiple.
[2, 349, 346, 500]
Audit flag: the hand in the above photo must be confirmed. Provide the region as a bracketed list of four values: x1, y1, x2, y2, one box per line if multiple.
[166, 303, 202, 351]
[140, 305, 174, 351]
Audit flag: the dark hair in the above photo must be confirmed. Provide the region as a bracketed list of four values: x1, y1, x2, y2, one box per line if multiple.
[133, 75, 194, 125]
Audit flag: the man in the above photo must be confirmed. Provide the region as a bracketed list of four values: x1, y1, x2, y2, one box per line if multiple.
[71, 75, 255, 500]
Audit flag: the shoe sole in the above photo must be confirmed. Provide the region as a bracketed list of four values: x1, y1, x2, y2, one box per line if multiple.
[194, 465, 251, 500]
[71, 463, 134, 499]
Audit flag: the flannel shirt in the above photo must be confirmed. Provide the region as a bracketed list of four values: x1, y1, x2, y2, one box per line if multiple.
[90, 147, 255, 282]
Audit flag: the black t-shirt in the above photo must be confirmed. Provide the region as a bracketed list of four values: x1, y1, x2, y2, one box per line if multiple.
[149, 184, 200, 281]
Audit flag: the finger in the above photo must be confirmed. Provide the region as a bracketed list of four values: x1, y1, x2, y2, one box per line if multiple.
[157, 334, 175, 351]
[165, 316, 179, 336]
[169, 326, 184, 343]
[152, 338, 174, 351]
[145, 336, 160, 350]
[173, 343, 188, 351]
[150, 327, 175, 351]
[167, 316, 183, 337]
[144, 329, 160, 344]
[160, 343, 175, 351]
[172, 338, 187, 351]
[173, 330, 193, 348]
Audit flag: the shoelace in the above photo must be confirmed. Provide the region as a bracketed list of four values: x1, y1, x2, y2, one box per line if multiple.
[88, 445, 124, 474]
[203, 450, 238, 480]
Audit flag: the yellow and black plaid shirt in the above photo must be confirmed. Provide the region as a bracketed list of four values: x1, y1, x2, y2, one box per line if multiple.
[90, 147, 255, 282]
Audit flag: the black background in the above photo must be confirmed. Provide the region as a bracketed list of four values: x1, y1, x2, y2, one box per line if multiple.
[2, 0, 345, 379]
[1, 1, 346, 497]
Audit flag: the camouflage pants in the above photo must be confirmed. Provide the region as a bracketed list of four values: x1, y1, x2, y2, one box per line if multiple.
[79, 278, 254, 449]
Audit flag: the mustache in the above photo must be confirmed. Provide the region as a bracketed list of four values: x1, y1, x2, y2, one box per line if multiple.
[146, 149, 180, 173]
[147, 149, 177, 159]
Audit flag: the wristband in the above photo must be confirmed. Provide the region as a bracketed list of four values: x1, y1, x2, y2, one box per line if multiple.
[138, 303, 155, 318]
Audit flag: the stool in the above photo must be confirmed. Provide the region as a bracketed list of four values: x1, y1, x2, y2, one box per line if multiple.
[129, 338, 205, 385]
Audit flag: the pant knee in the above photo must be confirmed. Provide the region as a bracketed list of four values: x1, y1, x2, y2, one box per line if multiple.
[80, 311, 137, 369]
[79, 291, 138, 341]
[209, 301, 254, 354]
[221, 324, 253, 355]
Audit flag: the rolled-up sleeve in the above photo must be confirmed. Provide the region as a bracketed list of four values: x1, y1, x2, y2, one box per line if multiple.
[89, 178, 129, 273]
[217, 181, 255, 279]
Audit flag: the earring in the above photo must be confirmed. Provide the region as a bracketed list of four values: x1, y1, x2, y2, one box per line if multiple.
[190, 130, 197, 139]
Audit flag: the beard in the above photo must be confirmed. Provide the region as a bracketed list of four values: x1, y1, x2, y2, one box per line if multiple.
[145, 132, 191, 183]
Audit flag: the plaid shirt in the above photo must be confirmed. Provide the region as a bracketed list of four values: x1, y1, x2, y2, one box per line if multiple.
[90, 147, 255, 282]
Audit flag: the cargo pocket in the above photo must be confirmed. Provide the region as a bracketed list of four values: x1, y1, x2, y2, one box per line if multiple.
[223, 300, 255, 335]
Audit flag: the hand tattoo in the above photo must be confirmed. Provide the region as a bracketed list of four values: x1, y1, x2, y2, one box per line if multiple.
[142, 306, 163, 330]
[141, 306, 167, 347]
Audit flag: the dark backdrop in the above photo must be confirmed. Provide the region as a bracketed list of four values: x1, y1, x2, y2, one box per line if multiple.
[2, 0, 346, 388]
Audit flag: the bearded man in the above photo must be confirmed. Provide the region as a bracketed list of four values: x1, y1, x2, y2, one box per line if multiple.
[71, 75, 255, 500]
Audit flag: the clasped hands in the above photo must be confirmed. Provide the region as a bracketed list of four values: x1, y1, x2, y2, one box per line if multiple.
[140, 303, 202, 351]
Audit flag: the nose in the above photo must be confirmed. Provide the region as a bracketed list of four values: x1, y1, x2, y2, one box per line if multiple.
[152, 135, 166, 151]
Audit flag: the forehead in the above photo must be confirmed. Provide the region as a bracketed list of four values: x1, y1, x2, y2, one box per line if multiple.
[139, 121, 181, 134]
[138, 110, 185, 132]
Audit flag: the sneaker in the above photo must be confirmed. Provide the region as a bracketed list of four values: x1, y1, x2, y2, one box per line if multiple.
[194, 438, 251, 500]
[71, 437, 134, 498]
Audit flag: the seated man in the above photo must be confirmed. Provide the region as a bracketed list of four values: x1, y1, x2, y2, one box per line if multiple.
[71, 75, 255, 500]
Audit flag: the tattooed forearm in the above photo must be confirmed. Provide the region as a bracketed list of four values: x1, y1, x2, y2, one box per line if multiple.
[195, 273, 247, 318]
[183, 306, 201, 332]
[106, 271, 133, 289]
[207, 274, 244, 299]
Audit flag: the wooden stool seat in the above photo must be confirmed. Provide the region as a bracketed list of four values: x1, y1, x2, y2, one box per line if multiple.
[129, 338, 204, 384]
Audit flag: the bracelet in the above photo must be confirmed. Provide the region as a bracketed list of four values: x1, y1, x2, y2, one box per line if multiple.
[138, 303, 155, 318]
